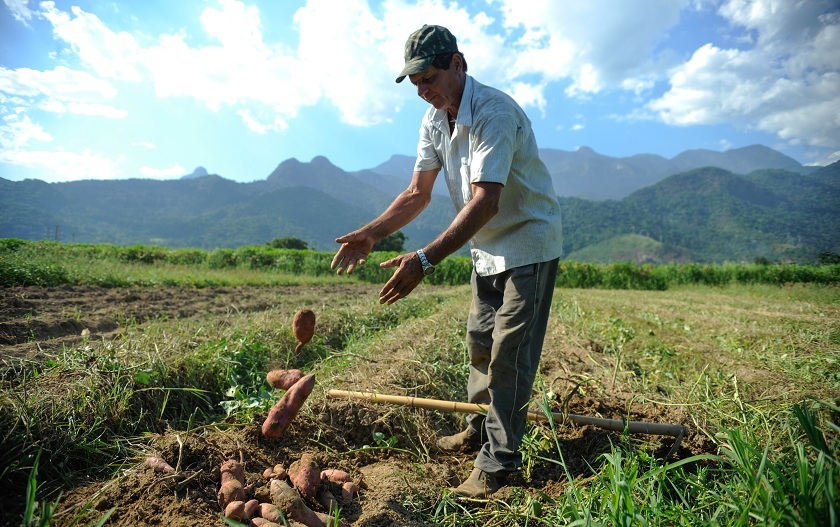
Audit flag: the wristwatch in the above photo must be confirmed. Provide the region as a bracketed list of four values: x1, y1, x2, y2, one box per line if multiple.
[416, 249, 435, 276]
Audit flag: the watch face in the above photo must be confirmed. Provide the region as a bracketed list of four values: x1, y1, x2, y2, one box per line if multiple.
[423, 266, 435, 276]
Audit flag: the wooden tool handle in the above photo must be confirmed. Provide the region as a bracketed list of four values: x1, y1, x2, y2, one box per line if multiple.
[327, 389, 689, 438]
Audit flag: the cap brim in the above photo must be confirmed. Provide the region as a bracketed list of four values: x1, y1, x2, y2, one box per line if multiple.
[395, 56, 434, 83]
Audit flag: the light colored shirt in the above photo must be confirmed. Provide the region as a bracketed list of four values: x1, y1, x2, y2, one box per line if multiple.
[414, 75, 563, 276]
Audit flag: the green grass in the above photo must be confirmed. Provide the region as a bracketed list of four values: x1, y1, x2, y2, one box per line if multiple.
[2, 240, 838, 526]
[2, 239, 838, 289]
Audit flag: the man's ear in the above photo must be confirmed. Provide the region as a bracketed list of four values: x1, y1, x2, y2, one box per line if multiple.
[452, 53, 463, 74]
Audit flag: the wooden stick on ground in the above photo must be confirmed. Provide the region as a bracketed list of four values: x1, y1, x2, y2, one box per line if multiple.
[327, 389, 689, 457]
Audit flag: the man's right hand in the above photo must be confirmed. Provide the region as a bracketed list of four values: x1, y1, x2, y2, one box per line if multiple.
[331, 231, 376, 275]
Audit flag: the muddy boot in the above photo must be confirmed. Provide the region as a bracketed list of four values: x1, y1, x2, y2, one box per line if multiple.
[436, 428, 481, 453]
[450, 467, 503, 498]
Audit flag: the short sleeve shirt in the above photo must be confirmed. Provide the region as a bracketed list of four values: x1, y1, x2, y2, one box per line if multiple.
[414, 75, 563, 276]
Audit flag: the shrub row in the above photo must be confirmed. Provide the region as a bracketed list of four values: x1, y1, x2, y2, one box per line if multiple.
[1, 239, 838, 289]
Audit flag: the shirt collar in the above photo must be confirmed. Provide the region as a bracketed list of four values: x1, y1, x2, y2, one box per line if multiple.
[430, 74, 474, 127]
[457, 75, 474, 127]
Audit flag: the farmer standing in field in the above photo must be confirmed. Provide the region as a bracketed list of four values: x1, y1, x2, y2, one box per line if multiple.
[331, 24, 563, 498]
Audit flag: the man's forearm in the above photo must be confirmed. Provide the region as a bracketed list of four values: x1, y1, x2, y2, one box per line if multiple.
[422, 184, 500, 264]
[361, 186, 431, 242]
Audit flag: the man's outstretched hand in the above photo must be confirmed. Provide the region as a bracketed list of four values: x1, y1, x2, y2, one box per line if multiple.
[377, 252, 424, 305]
[332, 231, 376, 275]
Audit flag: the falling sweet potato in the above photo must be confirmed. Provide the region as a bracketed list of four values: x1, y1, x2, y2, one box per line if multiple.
[288, 453, 321, 504]
[144, 456, 175, 474]
[217, 459, 247, 509]
[270, 479, 327, 527]
[262, 374, 316, 439]
[292, 308, 316, 353]
[266, 369, 305, 390]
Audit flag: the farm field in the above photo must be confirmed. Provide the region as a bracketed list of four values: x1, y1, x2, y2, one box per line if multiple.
[1, 269, 838, 525]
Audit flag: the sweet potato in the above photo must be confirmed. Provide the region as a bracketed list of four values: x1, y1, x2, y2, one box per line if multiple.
[340, 481, 360, 504]
[316, 511, 347, 527]
[318, 490, 339, 515]
[288, 453, 321, 504]
[242, 499, 260, 520]
[217, 459, 247, 509]
[258, 503, 283, 523]
[144, 456, 175, 474]
[263, 463, 288, 480]
[253, 520, 306, 527]
[225, 500, 247, 521]
[266, 368, 305, 390]
[292, 308, 316, 353]
[261, 374, 316, 438]
[320, 469, 352, 485]
[270, 479, 327, 527]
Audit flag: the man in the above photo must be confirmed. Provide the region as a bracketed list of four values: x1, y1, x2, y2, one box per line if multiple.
[331, 24, 563, 498]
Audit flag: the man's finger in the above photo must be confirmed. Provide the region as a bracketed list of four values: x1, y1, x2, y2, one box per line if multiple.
[330, 252, 344, 270]
[334, 232, 357, 244]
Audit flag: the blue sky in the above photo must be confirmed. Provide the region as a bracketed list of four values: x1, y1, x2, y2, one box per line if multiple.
[1, 0, 838, 183]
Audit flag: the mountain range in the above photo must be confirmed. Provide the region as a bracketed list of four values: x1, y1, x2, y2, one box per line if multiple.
[1, 145, 837, 264]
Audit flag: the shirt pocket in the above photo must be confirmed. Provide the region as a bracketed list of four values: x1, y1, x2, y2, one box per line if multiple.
[459, 156, 472, 203]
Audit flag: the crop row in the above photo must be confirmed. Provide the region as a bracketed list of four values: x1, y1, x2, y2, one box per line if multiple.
[1, 238, 838, 289]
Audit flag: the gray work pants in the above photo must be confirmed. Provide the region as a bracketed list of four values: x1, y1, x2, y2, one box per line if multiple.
[465, 258, 559, 475]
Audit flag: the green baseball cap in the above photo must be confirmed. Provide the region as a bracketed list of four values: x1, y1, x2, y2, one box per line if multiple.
[395, 25, 459, 83]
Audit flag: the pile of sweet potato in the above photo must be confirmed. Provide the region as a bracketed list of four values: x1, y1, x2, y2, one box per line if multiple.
[218, 454, 363, 527]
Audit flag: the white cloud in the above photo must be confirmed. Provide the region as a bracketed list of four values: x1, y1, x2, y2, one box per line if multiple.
[237, 108, 288, 134]
[139, 164, 186, 179]
[0, 113, 52, 150]
[132, 140, 156, 149]
[5, 0, 837, 178]
[3, 0, 32, 22]
[0, 147, 120, 181]
[0, 65, 118, 99]
[806, 150, 840, 166]
[40, 1, 143, 81]
[494, 0, 687, 95]
[38, 100, 127, 118]
[143, 3, 319, 121]
[648, 0, 840, 150]
[25, 1, 690, 127]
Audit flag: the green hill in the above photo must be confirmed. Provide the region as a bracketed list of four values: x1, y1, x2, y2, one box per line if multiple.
[566, 234, 695, 264]
[1, 158, 837, 263]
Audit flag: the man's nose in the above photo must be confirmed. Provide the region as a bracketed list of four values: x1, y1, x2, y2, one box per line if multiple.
[417, 84, 429, 100]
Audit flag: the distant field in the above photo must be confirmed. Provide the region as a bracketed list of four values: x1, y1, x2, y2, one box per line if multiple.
[1, 241, 838, 526]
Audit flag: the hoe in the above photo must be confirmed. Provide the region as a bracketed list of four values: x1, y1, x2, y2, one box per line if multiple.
[327, 389, 689, 459]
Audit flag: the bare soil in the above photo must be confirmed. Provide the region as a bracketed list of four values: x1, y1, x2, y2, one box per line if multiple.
[0, 285, 715, 526]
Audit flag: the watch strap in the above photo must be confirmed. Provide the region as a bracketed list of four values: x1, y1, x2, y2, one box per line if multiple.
[416, 249, 435, 275]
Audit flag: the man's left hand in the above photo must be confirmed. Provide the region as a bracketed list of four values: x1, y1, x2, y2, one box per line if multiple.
[378, 252, 425, 305]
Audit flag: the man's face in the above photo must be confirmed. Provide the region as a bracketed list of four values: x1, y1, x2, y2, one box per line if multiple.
[408, 56, 462, 112]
